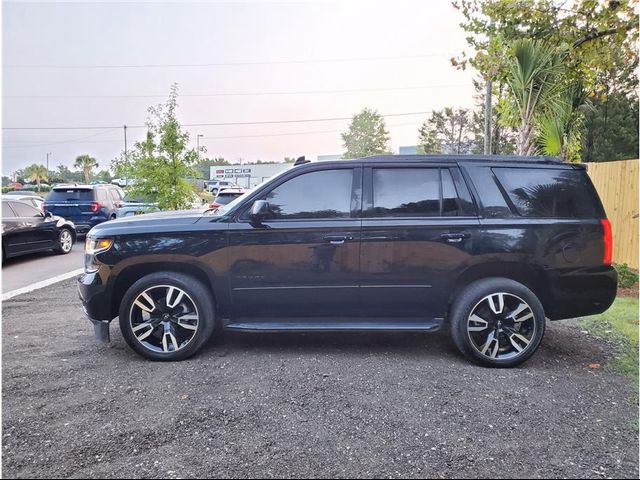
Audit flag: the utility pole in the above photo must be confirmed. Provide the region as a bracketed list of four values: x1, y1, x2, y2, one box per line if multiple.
[196, 134, 203, 161]
[123, 125, 128, 187]
[46, 152, 51, 173]
[484, 80, 492, 154]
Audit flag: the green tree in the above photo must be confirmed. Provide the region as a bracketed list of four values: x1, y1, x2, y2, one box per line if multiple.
[2, 176, 10, 187]
[94, 169, 113, 183]
[470, 78, 517, 155]
[537, 82, 589, 161]
[193, 157, 230, 178]
[23, 164, 49, 192]
[582, 93, 640, 161]
[341, 108, 390, 159]
[453, 0, 638, 95]
[501, 39, 565, 156]
[284, 157, 297, 164]
[125, 84, 198, 210]
[418, 108, 473, 154]
[74, 155, 99, 183]
[52, 164, 83, 183]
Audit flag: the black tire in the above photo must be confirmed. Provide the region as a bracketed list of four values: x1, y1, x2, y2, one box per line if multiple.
[119, 272, 216, 361]
[211, 188, 218, 196]
[53, 228, 74, 254]
[449, 278, 545, 368]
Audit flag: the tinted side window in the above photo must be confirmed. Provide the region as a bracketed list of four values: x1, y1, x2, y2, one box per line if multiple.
[372, 168, 440, 217]
[11, 202, 40, 217]
[264, 169, 353, 219]
[441, 169, 459, 216]
[2, 202, 16, 218]
[493, 167, 600, 218]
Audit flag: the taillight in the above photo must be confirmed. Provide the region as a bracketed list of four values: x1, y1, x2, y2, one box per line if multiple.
[90, 202, 103, 213]
[209, 202, 220, 209]
[601, 219, 612, 265]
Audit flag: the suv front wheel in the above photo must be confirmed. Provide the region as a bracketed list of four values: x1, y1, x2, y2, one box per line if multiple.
[119, 272, 216, 361]
[450, 278, 545, 368]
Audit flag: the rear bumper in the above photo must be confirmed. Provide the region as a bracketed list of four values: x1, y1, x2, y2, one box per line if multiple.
[544, 265, 617, 320]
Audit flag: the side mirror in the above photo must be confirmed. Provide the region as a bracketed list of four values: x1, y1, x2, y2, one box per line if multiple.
[249, 200, 270, 224]
[44, 210, 53, 218]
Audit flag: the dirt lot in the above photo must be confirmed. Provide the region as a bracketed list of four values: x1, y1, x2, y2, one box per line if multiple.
[2, 278, 638, 479]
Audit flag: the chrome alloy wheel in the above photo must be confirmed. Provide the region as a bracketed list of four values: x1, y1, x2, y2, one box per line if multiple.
[129, 285, 200, 353]
[466, 292, 536, 361]
[60, 229, 73, 253]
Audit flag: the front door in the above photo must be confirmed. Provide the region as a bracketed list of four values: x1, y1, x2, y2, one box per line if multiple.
[227, 166, 362, 319]
[358, 165, 479, 319]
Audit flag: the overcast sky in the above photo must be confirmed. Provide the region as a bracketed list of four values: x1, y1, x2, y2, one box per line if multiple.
[2, 0, 478, 176]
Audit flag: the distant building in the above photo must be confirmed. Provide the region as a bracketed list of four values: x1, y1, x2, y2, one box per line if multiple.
[317, 154, 343, 161]
[399, 146, 419, 154]
[209, 163, 291, 189]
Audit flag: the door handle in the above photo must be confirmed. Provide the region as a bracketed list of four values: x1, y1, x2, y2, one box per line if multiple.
[440, 232, 469, 243]
[323, 235, 353, 245]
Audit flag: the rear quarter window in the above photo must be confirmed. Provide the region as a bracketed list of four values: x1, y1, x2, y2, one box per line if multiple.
[492, 167, 602, 218]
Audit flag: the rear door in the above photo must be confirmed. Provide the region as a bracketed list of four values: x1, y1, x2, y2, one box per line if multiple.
[226, 165, 362, 319]
[359, 164, 479, 319]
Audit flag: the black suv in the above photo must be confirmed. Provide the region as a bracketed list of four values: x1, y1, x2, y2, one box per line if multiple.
[78, 155, 616, 367]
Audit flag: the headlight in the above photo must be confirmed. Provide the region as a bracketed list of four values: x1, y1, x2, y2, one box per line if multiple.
[85, 238, 113, 254]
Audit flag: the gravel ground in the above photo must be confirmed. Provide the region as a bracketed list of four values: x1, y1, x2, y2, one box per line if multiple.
[2, 278, 638, 479]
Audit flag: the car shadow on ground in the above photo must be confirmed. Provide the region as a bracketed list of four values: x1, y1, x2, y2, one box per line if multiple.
[97, 319, 611, 374]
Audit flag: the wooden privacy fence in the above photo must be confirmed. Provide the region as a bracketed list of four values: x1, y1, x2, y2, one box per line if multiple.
[586, 159, 639, 269]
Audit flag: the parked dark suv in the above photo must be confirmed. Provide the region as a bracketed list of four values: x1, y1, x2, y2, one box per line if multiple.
[44, 184, 124, 235]
[78, 155, 616, 367]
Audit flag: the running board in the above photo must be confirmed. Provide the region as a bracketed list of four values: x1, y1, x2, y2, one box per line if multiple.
[224, 319, 442, 333]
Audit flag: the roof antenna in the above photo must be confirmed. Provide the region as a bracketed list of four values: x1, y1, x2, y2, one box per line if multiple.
[294, 156, 309, 166]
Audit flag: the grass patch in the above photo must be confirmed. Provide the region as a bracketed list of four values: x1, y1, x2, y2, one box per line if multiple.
[579, 297, 639, 395]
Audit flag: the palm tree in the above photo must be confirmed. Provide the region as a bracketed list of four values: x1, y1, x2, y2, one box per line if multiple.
[537, 82, 589, 162]
[23, 164, 48, 192]
[74, 155, 99, 183]
[505, 39, 564, 156]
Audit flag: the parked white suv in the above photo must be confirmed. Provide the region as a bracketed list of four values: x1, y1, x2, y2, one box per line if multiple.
[205, 180, 238, 195]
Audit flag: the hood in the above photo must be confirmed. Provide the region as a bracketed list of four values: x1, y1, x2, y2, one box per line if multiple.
[88, 209, 212, 237]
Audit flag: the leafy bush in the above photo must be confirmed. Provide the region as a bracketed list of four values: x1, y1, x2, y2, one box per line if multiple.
[21, 184, 51, 192]
[615, 263, 639, 289]
[2, 187, 15, 193]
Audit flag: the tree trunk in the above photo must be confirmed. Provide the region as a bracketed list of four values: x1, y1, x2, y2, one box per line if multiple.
[518, 119, 536, 156]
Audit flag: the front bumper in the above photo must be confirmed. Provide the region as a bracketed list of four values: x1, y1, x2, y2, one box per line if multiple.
[78, 270, 113, 342]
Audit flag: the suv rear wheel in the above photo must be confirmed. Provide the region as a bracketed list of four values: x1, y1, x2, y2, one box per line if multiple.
[119, 272, 216, 361]
[450, 278, 545, 368]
